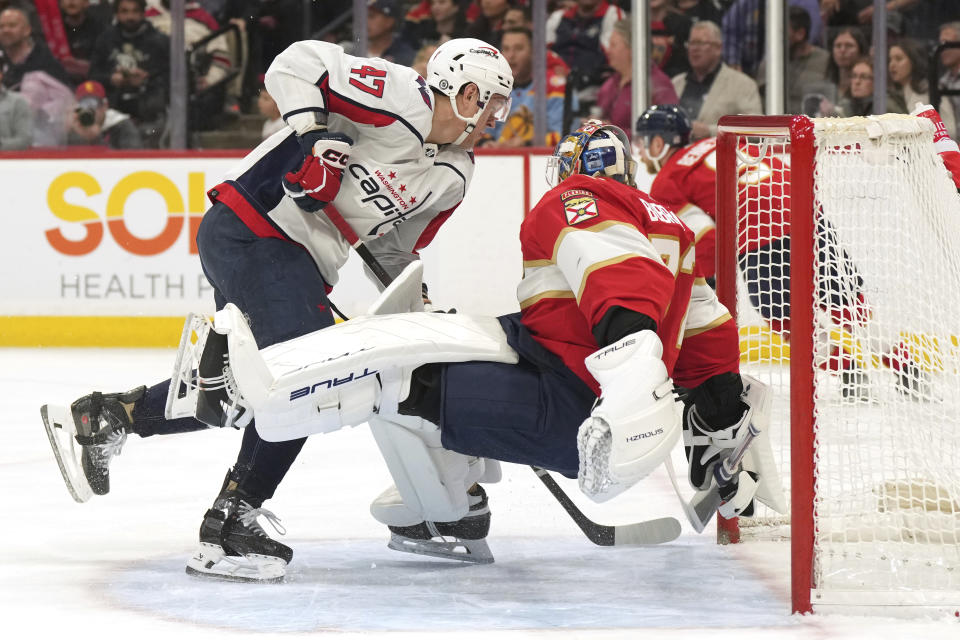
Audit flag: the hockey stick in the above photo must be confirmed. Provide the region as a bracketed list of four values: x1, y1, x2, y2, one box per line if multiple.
[321, 205, 681, 546]
[531, 466, 682, 545]
[665, 415, 763, 533]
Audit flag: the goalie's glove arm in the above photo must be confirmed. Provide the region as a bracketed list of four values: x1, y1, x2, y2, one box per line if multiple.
[592, 306, 658, 348]
[687, 372, 748, 429]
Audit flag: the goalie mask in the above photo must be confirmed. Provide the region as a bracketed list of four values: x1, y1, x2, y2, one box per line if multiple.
[545, 120, 638, 188]
[427, 38, 514, 145]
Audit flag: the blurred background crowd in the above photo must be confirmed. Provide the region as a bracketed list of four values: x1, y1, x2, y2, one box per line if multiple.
[1, 0, 960, 151]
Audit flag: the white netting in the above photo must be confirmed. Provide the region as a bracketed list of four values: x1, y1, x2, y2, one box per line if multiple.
[730, 114, 960, 604]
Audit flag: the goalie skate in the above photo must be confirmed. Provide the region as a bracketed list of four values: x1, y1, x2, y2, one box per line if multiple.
[386, 485, 494, 565]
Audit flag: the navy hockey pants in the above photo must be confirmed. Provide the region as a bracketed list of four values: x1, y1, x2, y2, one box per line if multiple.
[131, 203, 335, 504]
[439, 314, 598, 479]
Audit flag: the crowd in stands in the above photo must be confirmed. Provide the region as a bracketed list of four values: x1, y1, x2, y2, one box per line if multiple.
[2, 0, 960, 150]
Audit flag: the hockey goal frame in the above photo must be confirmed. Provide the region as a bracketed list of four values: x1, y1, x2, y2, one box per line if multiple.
[714, 115, 817, 614]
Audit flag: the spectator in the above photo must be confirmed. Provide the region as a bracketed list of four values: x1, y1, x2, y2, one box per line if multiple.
[487, 26, 569, 147]
[757, 6, 830, 115]
[67, 79, 143, 148]
[501, 4, 527, 30]
[404, 0, 480, 47]
[722, 0, 822, 77]
[407, 0, 469, 48]
[468, 0, 512, 46]
[256, 82, 283, 140]
[0, 49, 32, 149]
[939, 22, 960, 123]
[596, 19, 678, 137]
[411, 41, 438, 78]
[821, 0, 871, 28]
[825, 26, 868, 101]
[672, 20, 762, 140]
[674, 0, 723, 26]
[650, 0, 692, 77]
[0, 6, 70, 89]
[547, 0, 625, 106]
[837, 57, 897, 117]
[148, 0, 234, 127]
[789, 0, 822, 45]
[89, 0, 169, 146]
[889, 39, 955, 134]
[60, 0, 105, 85]
[365, 0, 416, 66]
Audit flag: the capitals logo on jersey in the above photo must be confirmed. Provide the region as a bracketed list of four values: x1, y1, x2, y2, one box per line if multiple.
[561, 189, 599, 225]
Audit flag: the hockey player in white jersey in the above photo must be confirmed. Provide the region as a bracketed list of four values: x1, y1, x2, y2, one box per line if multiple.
[40, 38, 513, 582]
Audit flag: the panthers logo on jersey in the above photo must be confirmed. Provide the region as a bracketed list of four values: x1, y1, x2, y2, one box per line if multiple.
[561, 189, 599, 225]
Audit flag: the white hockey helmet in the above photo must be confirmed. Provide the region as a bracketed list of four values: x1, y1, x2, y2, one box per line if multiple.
[426, 37, 514, 144]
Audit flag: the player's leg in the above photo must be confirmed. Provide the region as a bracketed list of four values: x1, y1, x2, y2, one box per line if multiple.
[40, 208, 242, 502]
[361, 314, 595, 561]
[186, 204, 335, 583]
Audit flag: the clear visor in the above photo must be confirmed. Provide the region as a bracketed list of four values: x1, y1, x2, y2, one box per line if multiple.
[484, 93, 512, 123]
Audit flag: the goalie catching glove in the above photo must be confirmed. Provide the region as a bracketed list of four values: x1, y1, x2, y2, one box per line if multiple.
[577, 330, 682, 503]
[283, 128, 353, 212]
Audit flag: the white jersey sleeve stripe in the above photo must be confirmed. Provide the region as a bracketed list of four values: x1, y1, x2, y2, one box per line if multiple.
[517, 264, 574, 309]
[555, 223, 665, 301]
[684, 280, 732, 336]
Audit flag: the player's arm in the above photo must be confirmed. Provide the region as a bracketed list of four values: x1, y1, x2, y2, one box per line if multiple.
[911, 104, 960, 191]
[530, 192, 681, 501]
[264, 41, 355, 213]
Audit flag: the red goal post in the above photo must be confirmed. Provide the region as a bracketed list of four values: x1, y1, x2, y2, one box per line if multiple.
[713, 114, 960, 616]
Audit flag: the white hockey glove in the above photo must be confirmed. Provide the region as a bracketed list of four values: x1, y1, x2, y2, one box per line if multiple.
[283, 128, 353, 213]
[577, 330, 682, 503]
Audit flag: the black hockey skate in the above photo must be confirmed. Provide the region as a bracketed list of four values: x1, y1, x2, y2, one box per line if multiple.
[40, 386, 145, 502]
[895, 360, 932, 401]
[387, 484, 494, 564]
[840, 368, 871, 403]
[186, 473, 292, 583]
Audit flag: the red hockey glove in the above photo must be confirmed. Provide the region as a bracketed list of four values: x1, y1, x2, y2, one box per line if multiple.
[283, 129, 353, 213]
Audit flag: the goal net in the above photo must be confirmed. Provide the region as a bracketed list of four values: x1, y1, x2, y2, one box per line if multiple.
[714, 114, 960, 614]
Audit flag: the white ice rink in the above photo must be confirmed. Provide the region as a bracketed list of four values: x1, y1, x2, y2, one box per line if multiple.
[3, 347, 959, 639]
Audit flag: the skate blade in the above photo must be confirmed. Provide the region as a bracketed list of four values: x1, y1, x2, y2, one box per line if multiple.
[388, 533, 494, 565]
[185, 542, 286, 583]
[40, 404, 94, 503]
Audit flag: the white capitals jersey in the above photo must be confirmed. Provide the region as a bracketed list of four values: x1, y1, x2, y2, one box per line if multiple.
[207, 41, 474, 287]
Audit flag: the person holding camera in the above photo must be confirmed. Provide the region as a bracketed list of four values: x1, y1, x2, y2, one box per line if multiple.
[0, 49, 32, 150]
[67, 80, 142, 148]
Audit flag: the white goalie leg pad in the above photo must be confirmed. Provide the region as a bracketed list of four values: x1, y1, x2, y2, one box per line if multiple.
[738, 374, 787, 514]
[366, 261, 425, 315]
[216, 301, 516, 442]
[578, 330, 682, 503]
[368, 414, 475, 526]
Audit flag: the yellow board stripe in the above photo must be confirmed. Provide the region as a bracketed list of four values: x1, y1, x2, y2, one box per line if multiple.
[0, 316, 188, 347]
[0, 315, 349, 347]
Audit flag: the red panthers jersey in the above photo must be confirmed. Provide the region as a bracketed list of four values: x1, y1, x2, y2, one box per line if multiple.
[650, 137, 790, 276]
[518, 174, 738, 394]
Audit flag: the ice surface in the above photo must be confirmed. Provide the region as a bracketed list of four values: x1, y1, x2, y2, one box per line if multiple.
[2, 348, 958, 639]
